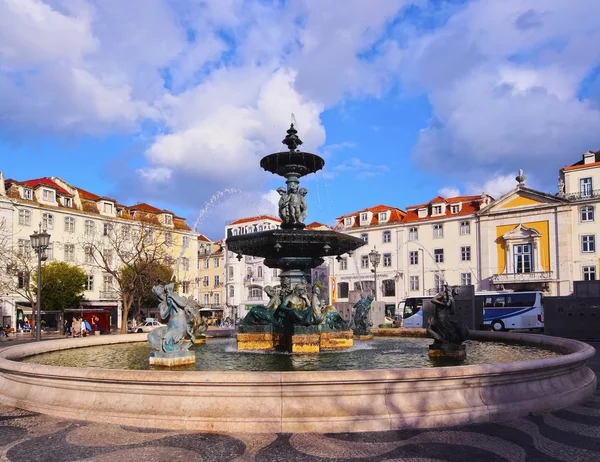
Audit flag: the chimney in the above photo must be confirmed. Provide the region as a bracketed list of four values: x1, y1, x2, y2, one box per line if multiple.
[583, 151, 596, 165]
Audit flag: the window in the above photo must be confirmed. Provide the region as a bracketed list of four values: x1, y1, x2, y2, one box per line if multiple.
[383, 253, 392, 267]
[85, 275, 94, 291]
[103, 248, 113, 266]
[203, 259, 210, 269]
[103, 275, 113, 291]
[582, 235, 596, 253]
[581, 206, 594, 222]
[434, 274, 444, 292]
[103, 202, 113, 213]
[214, 293, 220, 305]
[85, 220, 95, 236]
[433, 224, 443, 238]
[451, 204, 460, 214]
[18, 271, 29, 289]
[228, 266, 234, 278]
[183, 236, 190, 249]
[165, 232, 172, 246]
[17, 239, 30, 257]
[18, 209, 31, 226]
[580, 177, 593, 197]
[461, 273, 472, 286]
[63, 197, 72, 207]
[64, 216, 75, 233]
[409, 251, 419, 265]
[85, 246, 94, 264]
[360, 212, 368, 222]
[164, 214, 173, 225]
[382, 279, 395, 297]
[360, 233, 368, 243]
[22, 189, 33, 200]
[379, 212, 387, 221]
[460, 221, 471, 235]
[182, 281, 190, 294]
[432, 205, 442, 215]
[257, 266, 263, 278]
[272, 268, 279, 278]
[203, 276, 209, 287]
[409, 276, 419, 291]
[249, 286, 262, 299]
[514, 244, 532, 273]
[382, 230, 391, 243]
[583, 266, 597, 281]
[214, 275, 220, 286]
[42, 189, 55, 201]
[461, 246, 471, 261]
[344, 217, 353, 226]
[408, 227, 418, 241]
[41, 213, 54, 230]
[213, 258, 219, 268]
[434, 248, 444, 263]
[338, 282, 349, 298]
[103, 223, 113, 236]
[361, 255, 369, 269]
[229, 286, 235, 298]
[203, 294, 210, 305]
[64, 244, 75, 262]
[44, 243, 54, 260]
[165, 255, 173, 266]
[144, 229, 153, 244]
[121, 225, 130, 239]
[182, 257, 190, 271]
[340, 258, 348, 270]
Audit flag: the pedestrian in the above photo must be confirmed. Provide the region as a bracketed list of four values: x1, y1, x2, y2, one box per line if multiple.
[72, 317, 80, 337]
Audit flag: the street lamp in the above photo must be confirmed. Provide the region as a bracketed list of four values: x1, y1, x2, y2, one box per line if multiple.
[30, 224, 51, 342]
[368, 247, 381, 300]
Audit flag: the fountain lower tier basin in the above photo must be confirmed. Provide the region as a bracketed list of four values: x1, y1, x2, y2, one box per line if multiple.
[0, 332, 595, 433]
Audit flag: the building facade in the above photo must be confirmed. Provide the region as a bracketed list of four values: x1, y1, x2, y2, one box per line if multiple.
[0, 174, 198, 330]
[197, 236, 225, 320]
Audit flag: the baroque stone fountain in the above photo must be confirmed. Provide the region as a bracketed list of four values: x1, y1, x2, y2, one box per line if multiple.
[226, 124, 366, 353]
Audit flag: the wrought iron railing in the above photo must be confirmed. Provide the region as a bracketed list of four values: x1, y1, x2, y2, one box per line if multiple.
[99, 290, 118, 300]
[562, 189, 600, 201]
[491, 271, 554, 284]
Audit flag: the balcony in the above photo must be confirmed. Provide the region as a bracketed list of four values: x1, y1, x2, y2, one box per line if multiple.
[563, 189, 600, 201]
[491, 271, 554, 285]
[247, 295, 265, 301]
[99, 290, 118, 300]
[244, 277, 264, 286]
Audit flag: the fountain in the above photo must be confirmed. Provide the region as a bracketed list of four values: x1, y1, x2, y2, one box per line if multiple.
[0, 123, 596, 433]
[226, 124, 366, 353]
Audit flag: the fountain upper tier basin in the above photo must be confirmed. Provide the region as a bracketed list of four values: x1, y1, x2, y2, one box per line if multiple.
[260, 151, 324, 177]
[226, 228, 366, 269]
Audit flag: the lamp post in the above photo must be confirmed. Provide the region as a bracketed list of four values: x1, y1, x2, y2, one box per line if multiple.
[368, 247, 381, 300]
[30, 224, 51, 342]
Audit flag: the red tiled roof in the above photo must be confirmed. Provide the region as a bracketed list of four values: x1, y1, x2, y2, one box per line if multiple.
[75, 187, 102, 201]
[430, 196, 446, 204]
[306, 221, 329, 230]
[406, 195, 481, 209]
[19, 178, 72, 196]
[126, 202, 173, 215]
[229, 215, 282, 225]
[561, 150, 600, 171]
[198, 234, 211, 242]
[403, 198, 482, 223]
[335, 205, 406, 228]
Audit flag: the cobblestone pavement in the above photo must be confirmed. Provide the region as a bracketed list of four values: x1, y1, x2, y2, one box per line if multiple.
[0, 341, 598, 462]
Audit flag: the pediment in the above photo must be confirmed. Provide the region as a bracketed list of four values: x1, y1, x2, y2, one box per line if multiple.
[478, 187, 566, 215]
[502, 224, 541, 241]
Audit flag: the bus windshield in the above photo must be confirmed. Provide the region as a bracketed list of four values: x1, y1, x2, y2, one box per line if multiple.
[403, 297, 429, 319]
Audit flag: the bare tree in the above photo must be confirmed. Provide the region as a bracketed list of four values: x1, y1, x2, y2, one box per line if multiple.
[80, 216, 172, 333]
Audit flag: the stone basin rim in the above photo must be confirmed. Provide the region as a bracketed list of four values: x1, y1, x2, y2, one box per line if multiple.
[0, 331, 594, 381]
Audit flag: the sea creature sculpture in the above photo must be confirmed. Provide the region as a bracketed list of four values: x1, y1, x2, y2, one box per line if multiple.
[352, 294, 374, 336]
[427, 284, 469, 347]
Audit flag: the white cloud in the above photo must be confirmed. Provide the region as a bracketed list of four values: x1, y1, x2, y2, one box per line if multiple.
[438, 186, 460, 198]
[465, 173, 517, 200]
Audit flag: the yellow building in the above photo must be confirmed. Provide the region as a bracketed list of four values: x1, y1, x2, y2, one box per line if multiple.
[197, 236, 225, 321]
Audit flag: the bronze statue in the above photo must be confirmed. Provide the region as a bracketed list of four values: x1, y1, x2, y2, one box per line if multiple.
[427, 283, 469, 347]
[352, 294, 374, 336]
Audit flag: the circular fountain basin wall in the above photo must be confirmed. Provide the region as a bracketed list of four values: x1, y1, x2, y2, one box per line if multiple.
[0, 332, 595, 433]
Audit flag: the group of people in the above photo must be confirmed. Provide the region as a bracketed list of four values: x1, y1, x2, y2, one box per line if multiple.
[64, 316, 100, 337]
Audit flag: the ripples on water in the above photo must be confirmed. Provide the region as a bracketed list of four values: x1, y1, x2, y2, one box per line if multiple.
[20, 338, 559, 372]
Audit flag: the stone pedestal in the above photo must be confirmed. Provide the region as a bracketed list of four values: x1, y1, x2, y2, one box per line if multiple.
[185, 337, 206, 345]
[286, 326, 320, 354]
[355, 334, 374, 341]
[428, 343, 466, 359]
[149, 350, 195, 367]
[320, 330, 353, 350]
[237, 325, 283, 351]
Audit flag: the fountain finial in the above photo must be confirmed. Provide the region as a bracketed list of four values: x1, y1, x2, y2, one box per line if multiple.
[282, 123, 303, 152]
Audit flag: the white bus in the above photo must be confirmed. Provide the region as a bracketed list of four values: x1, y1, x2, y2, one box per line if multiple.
[479, 291, 544, 331]
[400, 291, 544, 331]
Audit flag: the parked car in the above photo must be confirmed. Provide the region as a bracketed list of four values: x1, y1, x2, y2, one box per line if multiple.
[129, 319, 165, 333]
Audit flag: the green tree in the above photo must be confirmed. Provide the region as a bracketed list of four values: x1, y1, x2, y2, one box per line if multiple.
[33, 261, 87, 312]
[122, 261, 175, 321]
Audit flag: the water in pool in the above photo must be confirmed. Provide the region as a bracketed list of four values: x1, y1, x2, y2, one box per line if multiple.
[21, 337, 559, 372]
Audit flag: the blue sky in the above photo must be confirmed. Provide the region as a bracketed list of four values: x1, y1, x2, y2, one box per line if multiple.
[1, 0, 600, 240]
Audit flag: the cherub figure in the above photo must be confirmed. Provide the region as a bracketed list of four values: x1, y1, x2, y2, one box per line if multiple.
[286, 183, 307, 224]
[277, 187, 289, 222]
